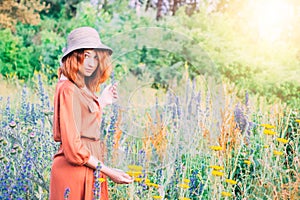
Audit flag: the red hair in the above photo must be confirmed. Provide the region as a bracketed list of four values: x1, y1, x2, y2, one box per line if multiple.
[59, 49, 112, 92]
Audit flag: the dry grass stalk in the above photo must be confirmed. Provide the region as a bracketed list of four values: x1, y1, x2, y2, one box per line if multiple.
[142, 112, 168, 162]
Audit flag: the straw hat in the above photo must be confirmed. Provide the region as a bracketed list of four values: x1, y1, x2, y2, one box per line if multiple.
[61, 27, 113, 62]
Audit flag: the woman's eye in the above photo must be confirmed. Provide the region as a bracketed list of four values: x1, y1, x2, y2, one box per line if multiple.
[84, 54, 89, 59]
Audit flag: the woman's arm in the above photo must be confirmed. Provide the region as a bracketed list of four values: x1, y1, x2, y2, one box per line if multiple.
[85, 155, 133, 184]
[58, 84, 91, 165]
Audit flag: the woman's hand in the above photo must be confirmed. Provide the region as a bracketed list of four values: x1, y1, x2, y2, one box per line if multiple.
[105, 168, 133, 184]
[86, 158, 133, 184]
[98, 83, 118, 108]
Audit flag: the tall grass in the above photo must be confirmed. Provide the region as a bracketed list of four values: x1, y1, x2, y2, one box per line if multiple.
[0, 74, 299, 199]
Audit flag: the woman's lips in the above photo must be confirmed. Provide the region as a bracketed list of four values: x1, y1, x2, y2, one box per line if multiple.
[85, 68, 94, 73]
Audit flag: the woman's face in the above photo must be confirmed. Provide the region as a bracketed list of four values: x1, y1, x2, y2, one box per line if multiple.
[78, 50, 99, 77]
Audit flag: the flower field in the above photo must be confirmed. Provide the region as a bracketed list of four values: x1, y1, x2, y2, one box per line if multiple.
[1, 0, 300, 199]
[0, 74, 299, 200]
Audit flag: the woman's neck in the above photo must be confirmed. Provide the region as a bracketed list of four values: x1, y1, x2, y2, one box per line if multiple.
[82, 85, 95, 97]
[60, 73, 68, 81]
[75, 72, 86, 88]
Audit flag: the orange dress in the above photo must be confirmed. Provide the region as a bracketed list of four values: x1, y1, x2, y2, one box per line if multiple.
[50, 79, 109, 200]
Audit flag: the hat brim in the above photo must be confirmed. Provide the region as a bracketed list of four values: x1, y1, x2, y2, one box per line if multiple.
[61, 44, 113, 62]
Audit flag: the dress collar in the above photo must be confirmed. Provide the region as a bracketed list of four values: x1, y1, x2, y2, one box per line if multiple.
[59, 74, 99, 102]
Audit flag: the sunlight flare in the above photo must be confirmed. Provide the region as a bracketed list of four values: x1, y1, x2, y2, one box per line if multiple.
[251, 0, 293, 41]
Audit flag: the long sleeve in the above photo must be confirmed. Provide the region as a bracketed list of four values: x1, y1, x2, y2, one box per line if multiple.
[56, 84, 91, 165]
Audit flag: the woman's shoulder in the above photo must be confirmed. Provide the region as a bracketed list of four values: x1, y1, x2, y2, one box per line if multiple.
[56, 80, 79, 95]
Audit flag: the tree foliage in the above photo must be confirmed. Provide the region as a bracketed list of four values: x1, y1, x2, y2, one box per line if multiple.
[0, 0, 299, 108]
[0, 29, 40, 79]
[0, 0, 49, 30]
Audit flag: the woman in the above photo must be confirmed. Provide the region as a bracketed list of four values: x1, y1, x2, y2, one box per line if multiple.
[49, 27, 133, 200]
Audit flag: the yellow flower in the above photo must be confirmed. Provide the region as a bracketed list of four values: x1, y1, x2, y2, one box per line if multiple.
[178, 183, 190, 189]
[183, 178, 190, 183]
[263, 145, 269, 148]
[98, 178, 106, 183]
[128, 165, 143, 172]
[152, 195, 162, 199]
[134, 178, 143, 182]
[209, 165, 224, 171]
[145, 178, 150, 183]
[263, 129, 276, 135]
[146, 182, 159, 188]
[295, 119, 300, 124]
[244, 160, 251, 165]
[273, 150, 283, 156]
[127, 171, 142, 177]
[225, 179, 237, 185]
[179, 197, 191, 200]
[2, 139, 8, 146]
[276, 138, 288, 144]
[221, 191, 232, 197]
[211, 170, 224, 177]
[261, 124, 276, 129]
[209, 146, 223, 151]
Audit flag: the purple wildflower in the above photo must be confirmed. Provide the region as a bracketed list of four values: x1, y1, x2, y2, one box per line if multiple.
[64, 187, 71, 200]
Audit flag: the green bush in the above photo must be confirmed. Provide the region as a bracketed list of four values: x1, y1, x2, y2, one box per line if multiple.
[38, 29, 65, 79]
[0, 29, 39, 79]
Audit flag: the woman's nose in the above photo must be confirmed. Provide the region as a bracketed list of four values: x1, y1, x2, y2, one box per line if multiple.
[89, 58, 96, 66]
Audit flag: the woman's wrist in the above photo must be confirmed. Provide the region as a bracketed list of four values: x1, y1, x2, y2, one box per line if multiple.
[85, 155, 102, 169]
[85, 155, 111, 174]
[86, 155, 122, 182]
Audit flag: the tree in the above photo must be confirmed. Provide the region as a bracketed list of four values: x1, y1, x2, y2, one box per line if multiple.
[0, 0, 48, 31]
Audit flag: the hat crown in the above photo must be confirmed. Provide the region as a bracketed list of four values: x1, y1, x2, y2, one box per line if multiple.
[65, 27, 102, 52]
